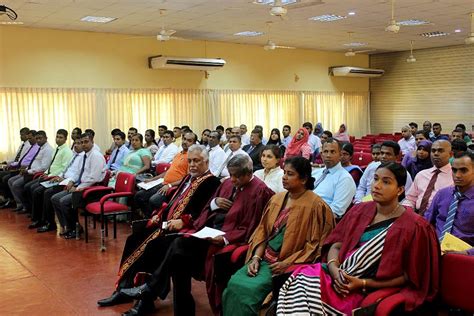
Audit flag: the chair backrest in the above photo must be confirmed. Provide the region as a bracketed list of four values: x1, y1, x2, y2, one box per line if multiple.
[100, 170, 111, 186]
[351, 152, 373, 169]
[114, 172, 136, 193]
[353, 147, 372, 154]
[156, 163, 171, 175]
[441, 253, 474, 312]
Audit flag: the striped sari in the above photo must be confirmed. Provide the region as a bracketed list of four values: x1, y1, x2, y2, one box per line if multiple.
[277, 219, 394, 315]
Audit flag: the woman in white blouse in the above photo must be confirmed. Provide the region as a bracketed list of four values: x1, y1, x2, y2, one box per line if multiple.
[253, 144, 286, 193]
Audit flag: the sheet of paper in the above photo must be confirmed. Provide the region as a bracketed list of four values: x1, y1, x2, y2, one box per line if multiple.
[441, 233, 472, 253]
[190, 226, 226, 239]
[59, 179, 71, 186]
[137, 178, 164, 190]
[40, 181, 59, 188]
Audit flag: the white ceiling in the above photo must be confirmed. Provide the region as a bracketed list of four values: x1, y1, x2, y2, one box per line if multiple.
[2, 0, 473, 53]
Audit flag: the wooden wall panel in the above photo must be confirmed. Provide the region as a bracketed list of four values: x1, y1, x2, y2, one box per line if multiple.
[369, 45, 474, 134]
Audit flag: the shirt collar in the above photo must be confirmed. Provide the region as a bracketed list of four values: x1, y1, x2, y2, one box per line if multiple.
[455, 185, 474, 200]
[431, 163, 452, 174]
[325, 162, 343, 174]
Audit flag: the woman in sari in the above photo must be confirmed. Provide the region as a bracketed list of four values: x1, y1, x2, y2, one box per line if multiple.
[222, 156, 335, 316]
[334, 124, 350, 142]
[144, 129, 159, 156]
[277, 162, 440, 315]
[340, 142, 364, 186]
[283, 128, 312, 160]
[404, 140, 433, 180]
[254, 145, 285, 193]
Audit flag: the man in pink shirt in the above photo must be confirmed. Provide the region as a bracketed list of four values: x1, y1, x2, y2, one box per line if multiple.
[402, 140, 453, 214]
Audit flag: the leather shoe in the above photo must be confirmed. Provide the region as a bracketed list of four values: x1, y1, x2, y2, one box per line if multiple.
[13, 205, 24, 212]
[122, 299, 154, 316]
[119, 284, 152, 300]
[97, 291, 132, 307]
[37, 223, 57, 233]
[0, 198, 11, 209]
[63, 230, 79, 239]
[28, 221, 42, 229]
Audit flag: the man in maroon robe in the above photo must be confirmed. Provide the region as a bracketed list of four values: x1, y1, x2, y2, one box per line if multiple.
[119, 154, 274, 316]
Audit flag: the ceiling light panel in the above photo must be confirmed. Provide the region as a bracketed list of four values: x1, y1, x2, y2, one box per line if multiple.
[309, 14, 347, 22]
[397, 19, 431, 26]
[253, 0, 298, 5]
[80, 16, 117, 23]
[344, 42, 368, 47]
[234, 31, 264, 37]
[419, 31, 450, 37]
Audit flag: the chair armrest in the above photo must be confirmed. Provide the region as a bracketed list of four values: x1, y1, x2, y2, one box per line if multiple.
[230, 245, 249, 263]
[99, 192, 133, 204]
[361, 287, 402, 307]
[33, 172, 45, 179]
[82, 186, 114, 199]
[374, 293, 406, 316]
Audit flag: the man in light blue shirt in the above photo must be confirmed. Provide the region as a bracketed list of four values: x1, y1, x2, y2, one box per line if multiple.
[312, 139, 356, 218]
[354, 141, 413, 203]
[282, 125, 292, 148]
[107, 131, 129, 171]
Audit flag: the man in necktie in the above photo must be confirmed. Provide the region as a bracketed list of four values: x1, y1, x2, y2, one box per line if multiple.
[403, 140, 453, 214]
[217, 135, 251, 178]
[312, 138, 356, 219]
[242, 129, 265, 171]
[107, 131, 129, 171]
[51, 132, 106, 239]
[24, 129, 73, 227]
[425, 151, 474, 255]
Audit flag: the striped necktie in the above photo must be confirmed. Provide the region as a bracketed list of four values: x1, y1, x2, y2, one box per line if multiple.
[14, 143, 25, 162]
[314, 168, 330, 189]
[439, 190, 464, 242]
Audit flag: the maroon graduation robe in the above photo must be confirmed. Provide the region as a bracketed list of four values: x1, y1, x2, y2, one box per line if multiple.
[192, 176, 274, 313]
[322, 201, 440, 311]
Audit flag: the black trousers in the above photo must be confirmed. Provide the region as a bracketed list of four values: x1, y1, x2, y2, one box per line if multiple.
[133, 185, 167, 217]
[147, 236, 209, 316]
[0, 170, 16, 198]
[42, 186, 63, 225]
[24, 178, 42, 215]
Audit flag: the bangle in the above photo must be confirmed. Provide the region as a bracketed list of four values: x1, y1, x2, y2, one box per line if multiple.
[327, 258, 339, 267]
[252, 255, 262, 262]
[362, 279, 367, 294]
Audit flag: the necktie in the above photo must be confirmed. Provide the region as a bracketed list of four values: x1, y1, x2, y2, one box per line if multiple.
[47, 147, 60, 174]
[217, 152, 233, 177]
[14, 143, 25, 162]
[65, 154, 78, 174]
[18, 145, 33, 165]
[76, 154, 87, 185]
[439, 190, 464, 242]
[110, 147, 120, 165]
[314, 168, 330, 189]
[418, 168, 442, 214]
[246, 146, 254, 154]
[28, 146, 42, 169]
[229, 186, 238, 201]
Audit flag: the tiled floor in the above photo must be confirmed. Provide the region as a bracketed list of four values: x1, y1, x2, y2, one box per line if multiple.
[0, 207, 213, 315]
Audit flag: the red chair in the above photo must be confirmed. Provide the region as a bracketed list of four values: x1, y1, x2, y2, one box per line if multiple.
[83, 172, 136, 251]
[349, 136, 356, 143]
[352, 152, 373, 170]
[155, 163, 171, 175]
[440, 253, 474, 312]
[354, 147, 372, 154]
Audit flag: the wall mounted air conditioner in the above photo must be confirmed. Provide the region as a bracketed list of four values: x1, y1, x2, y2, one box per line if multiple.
[329, 66, 384, 78]
[148, 55, 226, 71]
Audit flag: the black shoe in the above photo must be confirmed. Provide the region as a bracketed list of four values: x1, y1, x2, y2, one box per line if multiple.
[37, 223, 57, 233]
[63, 230, 79, 239]
[119, 284, 152, 300]
[122, 299, 154, 316]
[13, 206, 24, 212]
[0, 198, 11, 209]
[97, 291, 133, 307]
[17, 209, 29, 215]
[28, 221, 42, 229]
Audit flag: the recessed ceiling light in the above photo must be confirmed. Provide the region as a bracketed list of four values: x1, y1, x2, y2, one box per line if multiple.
[80, 16, 117, 23]
[0, 21, 24, 25]
[309, 14, 347, 22]
[398, 19, 431, 26]
[343, 42, 367, 47]
[234, 31, 264, 37]
[253, 0, 297, 5]
[454, 29, 462, 33]
[348, 12, 356, 16]
[419, 31, 449, 38]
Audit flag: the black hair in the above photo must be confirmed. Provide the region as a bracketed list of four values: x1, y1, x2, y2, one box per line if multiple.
[341, 142, 354, 157]
[451, 138, 468, 153]
[456, 123, 466, 131]
[283, 125, 291, 131]
[323, 137, 342, 151]
[132, 133, 144, 143]
[80, 132, 92, 139]
[433, 123, 442, 128]
[84, 129, 95, 138]
[181, 125, 190, 131]
[409, 122, 418, 129]
[415, 130, 430, 140]
[261, 144, 282, 160]
[158, 125, 167, 130]
[202, 128, 211, 135]
[111, 128, 121, 136]
[164, 130, 175, 138]
[20, 127, 30, 134]
[36, 130, 47, 137]
[29, 130, 37, 136]
[377, 162, 407, 188]
[215, 125, 224, 132]
[173, 126, 182, 131]
[225, 127, 232, 132]
[145, 129, 158, 146]
[72, 127, 82, 134]
[229, 135, 241, 143]
[115, 131, 126, 140]
[322, 130, 333, 138]
[251, 129, 263, 140]
[302, 122, 313, 130]
[371, 143, 382, 151]
[267, 128, 282, 146]
[56, 129, 68, 138]
[284, 156, 315, 190]
[454, 151, 474, 161]
[128, 127, 138, 133]
[381, 141, 401, 156]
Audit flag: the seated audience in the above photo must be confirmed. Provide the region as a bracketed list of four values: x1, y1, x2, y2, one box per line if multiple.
[302, 122, 321, 155]
[449, 138, 468, 164]
[217, 135, 250, 178]
[284, 128, 311, 160]
[155, 125, 167, 148]
[451, 128, 464, 142]
[222, 127, 241, 152]
[266, 128, 285, 157]
[242, 129, 265, 171]
[51, 132, 106, 239]
[70, 127, 82, 149]
[425, 152, 474, 255]
[223, 157, 335, 316]
[152, 130, 179, 166]
[312, 130, 333, 166]
[355, 141, 413, 203]
[105, 128, 122, 155]
[254, 145, 285, 193]
[173, 126, 183, 148]
[253, 125, 268, 145]
[403, 140, 453, 214]
[402, 130, 429, 166]
[404, 140, 433, 179]
[398, 125, 416, 156]
[200, 129, 211, 147]
[334, 123, 350, 142]
[84, 129, 101, 152]
[215, 125, 226, 144]
[240, 124, 250, 146]
[144, 129, 159, 156]
[126, 127, 138, 149]
[106, 131, 129, 171]
[314, 122, 324, 137]
[223, 127, 232, 148]
[371, 143, 382, 162]
[278, 163, 440, 315]
[430, 123, 449, 142]
[118, 155, 274, 315]
[455, 123, 472, 145]
[207, 131, 226, 177]
[409, 122, 418, 136]
[281, 125, 292, 149]
[97, 145, 221, 308]
[312, 139, 356, 218]
[423, 120, 435, 139]
[340, 142, 364, 186]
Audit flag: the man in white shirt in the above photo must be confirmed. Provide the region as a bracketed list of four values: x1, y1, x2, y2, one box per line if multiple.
[303, 122, 322, 154]
[398, 125, 416, 156]
[240, 124, 250, 146]
[281, 125, 292, 148]
[152, 130, 179, 166]
[207, 131, 227, 176]
[155, 125, 167, 148]
[51, 133, 106, 239]
[1, 127, 31, 167]
[217, 135, 251, 178]
[223, 127, 241, 152]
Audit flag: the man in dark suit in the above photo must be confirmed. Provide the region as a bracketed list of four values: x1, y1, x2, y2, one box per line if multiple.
[242, 129, 264, 171]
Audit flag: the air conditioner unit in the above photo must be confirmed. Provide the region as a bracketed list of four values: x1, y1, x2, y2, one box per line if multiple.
[329, 66, 384, 78]
[148, 55, 226, 71]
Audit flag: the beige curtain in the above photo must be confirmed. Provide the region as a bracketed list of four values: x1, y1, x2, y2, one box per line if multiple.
[0, 88, 369, 160]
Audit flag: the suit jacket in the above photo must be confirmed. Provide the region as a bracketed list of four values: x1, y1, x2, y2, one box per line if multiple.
[242, 142, 264, 171]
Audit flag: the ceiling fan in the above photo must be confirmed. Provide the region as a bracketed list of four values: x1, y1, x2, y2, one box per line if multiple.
[263, 21, 296, 50]
[254, 0, 325, 20]
[465, 12, 474, 44]
[385, 0, 400, 33]
[406, 40, 416, 63]
[343, 32, 375, 56]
